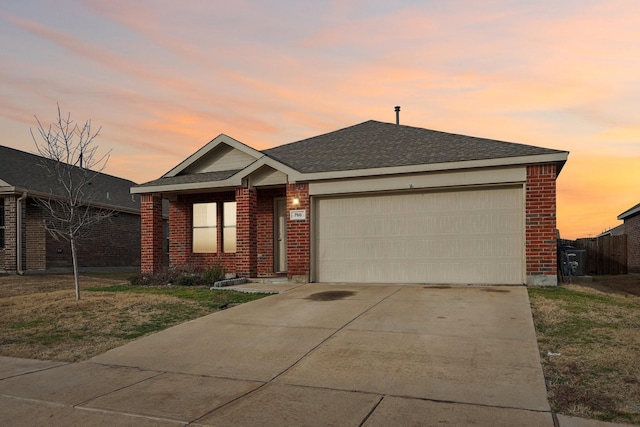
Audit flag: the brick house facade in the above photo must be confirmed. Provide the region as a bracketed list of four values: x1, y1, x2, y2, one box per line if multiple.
[618, 203, 640, 273]
[134, 121, 568, 285]
[1, 145, 141, 273]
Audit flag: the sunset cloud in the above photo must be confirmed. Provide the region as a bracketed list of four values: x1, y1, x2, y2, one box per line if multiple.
[1, 1, 638, 239]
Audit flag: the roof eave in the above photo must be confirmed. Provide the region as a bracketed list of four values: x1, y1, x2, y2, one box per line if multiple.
[618, 203, 640, 220]
[132, 156, 302, 194]
[131, 176, 244, 194]
[288, 152, 569, 183]
[131, 152, 569, 192]
[1, 186, 139, 214]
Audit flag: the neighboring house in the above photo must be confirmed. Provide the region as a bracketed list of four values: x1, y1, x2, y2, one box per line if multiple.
[596, 224, 625, 238]
[618, 203, 640, 273]
[0, 145, 141, 273]
[133, 120, 569, 286]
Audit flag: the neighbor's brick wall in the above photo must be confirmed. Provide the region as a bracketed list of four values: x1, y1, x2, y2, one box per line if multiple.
[525, 164, 558, 281]
[45, 206, 141, 270]
[286, 183, 310, 281]
[625, 214, 640, 273]
[25, 203, 45, 270]
[168, 192, 237, 273]
[0, 198, 3, 269]
[257, 188, 285, 276]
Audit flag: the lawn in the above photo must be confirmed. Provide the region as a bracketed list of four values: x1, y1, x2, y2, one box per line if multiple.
[0, 273, 271, 362]
[528, 274, 640, 425]
[2, 272, 639, 424]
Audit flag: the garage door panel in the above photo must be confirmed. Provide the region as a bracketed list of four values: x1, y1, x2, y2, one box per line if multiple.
[315, 187, 524, 284]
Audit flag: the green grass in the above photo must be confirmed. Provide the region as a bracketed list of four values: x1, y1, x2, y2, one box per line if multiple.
[528, 285, 640, 424]
[1, 280, 273, 362]
[528, 286, 637, 310]
[86, 285, 270, 309]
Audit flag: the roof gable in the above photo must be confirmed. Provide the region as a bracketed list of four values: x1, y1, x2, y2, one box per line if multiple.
[182, 144, 257, 175]
[0, 145, 139, 212]
[263, 120, 568, 173]
[164, 134, 263, 177]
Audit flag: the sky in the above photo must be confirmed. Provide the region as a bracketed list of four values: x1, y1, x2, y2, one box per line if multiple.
[1, 0, 639, 240]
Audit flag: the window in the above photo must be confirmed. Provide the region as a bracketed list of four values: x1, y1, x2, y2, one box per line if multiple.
[223, 202, 236, 253]
[0, 201, 4, 248]
[193, 202, 216, 253]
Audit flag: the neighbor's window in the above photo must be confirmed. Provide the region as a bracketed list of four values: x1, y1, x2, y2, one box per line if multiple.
[193, 202, 217, 253]
[223, 201, 237, 253]
[0, 201, 4, 248]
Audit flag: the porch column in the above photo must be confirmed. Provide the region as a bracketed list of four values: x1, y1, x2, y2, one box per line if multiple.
[140, 193, 164, 275]
[286, 183, 310, 282]
[236, 187, 257, 277]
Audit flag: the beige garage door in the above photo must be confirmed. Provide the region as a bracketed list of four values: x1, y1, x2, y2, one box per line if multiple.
[314, 186, 524, 284]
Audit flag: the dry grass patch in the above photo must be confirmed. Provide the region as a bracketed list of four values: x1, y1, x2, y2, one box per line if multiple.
[0, 273, 270, 362]
[529, 276, 640, 425]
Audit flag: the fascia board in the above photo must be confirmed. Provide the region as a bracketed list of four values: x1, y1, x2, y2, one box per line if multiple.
[0, 186, 21, 195]
[290, 152, 569, 183]
[130, 175, 245, 194]
[309, 166, 527, 196]
[618, 204, 640, 220]
[164, 134, 263, 178]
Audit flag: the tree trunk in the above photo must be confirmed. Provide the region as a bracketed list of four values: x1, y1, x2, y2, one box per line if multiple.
[70, 236, 81, 301]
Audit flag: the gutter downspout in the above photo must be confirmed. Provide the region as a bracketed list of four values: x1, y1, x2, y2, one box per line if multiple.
[16, 192, 27, 275]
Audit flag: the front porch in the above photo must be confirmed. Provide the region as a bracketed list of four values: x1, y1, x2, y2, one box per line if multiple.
[140, 183, 310, 282]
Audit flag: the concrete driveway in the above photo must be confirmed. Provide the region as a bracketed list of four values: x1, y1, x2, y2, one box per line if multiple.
[1, 284, 555, 426]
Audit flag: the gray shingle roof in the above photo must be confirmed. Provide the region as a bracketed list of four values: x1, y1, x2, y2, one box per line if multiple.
[0, 145, 139, 212]
[263, 120, 566, 173]
[135, 169, 242, 188]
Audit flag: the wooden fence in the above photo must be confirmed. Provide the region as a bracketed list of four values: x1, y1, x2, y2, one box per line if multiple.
[569, 235, 628, 275]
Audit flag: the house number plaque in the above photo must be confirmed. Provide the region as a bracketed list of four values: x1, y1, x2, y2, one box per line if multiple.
[290, 210, 306, 220]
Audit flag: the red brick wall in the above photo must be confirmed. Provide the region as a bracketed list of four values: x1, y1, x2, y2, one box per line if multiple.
[625, 214, 640, 273]
[526, 164, 558, 284]
[286, 183, 310, 281]
[257, 188, 285, 276]
[168, 192, 237, 273]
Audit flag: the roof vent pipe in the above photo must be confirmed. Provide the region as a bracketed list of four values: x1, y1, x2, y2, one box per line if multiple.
[394, 106, 400, 125]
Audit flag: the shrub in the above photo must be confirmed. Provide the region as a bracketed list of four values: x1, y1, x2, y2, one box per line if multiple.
[175, 274, 198, 287]
[127, 263, 227, 287]
[128, 272, 148, 286]
[128, 267, 180, 286]
[202, 262, 226, 285]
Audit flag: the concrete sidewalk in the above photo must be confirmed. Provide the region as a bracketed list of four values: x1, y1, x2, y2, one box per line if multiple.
[0, 284, 633, 426]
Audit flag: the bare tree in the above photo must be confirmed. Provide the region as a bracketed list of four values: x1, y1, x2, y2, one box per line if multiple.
[31, 104, 113, 300]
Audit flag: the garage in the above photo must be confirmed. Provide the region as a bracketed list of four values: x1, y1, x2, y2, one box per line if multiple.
[314, 186, 524, 284]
